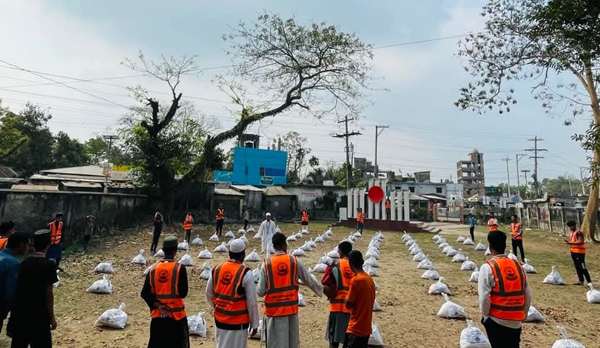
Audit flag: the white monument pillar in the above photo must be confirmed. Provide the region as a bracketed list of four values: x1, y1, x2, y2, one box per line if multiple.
[389, 190, 396, 221]
[403, 190, 411, 222]
[353, 188, 359, 219]
[374, 179, 381, 220]
[359, 188, 366, 216]
[397, 190, 403, 221]
[367, 181, 374, 219]
[347, 189, 354, 219]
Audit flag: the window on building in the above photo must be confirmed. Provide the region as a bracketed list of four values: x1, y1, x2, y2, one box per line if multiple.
[409, 187, 415, 193]
[260, 167, 266, 176]
[436, 187, 443, 194]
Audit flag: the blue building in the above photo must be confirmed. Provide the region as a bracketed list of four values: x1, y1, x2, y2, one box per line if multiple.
[214, 146, 287, 186]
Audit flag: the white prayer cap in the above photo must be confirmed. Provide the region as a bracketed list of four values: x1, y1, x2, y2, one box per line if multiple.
[266, 212, 271, 217]
[229, 239, 246, 253]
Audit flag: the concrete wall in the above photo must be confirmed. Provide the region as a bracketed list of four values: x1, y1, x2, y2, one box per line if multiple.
[0, 189, 149, 243]
[284, 185, 345, 209]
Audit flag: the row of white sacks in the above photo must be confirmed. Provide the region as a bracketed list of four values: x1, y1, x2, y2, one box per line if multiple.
[402, 232, 590, 348]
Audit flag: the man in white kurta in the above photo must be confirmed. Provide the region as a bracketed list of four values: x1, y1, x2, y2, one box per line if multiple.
[206, 239, 260, 348]
[257, 232, 324, 348]
[257, 213, 276, 258]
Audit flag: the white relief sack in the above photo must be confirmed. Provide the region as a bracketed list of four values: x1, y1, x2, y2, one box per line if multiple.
[95, 303, 128, 329]
[459, 319, 491, 348]
[437, 293, 466, 319]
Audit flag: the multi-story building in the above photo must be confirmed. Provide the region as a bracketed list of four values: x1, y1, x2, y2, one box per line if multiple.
[457, 149, 485, 198]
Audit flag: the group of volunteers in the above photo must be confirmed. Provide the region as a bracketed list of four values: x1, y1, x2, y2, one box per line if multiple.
[481, 212, 593, 286]
[468, 212, 594, 347]
[0, 212, 91, 348]
[142, 213, 377, 348]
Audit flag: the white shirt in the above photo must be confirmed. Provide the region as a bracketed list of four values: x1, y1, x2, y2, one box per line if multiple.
[258, 219, 276, 254]
[206, 261, 260, 330]
[478, 255, 532, 329]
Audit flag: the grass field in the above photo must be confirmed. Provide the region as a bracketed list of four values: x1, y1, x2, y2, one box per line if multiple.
[0, 221, 597, 347]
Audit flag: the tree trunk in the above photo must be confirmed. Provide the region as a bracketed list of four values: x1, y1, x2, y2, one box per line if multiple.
[580, 58, 600, 243]
[581, 148, 599, 242]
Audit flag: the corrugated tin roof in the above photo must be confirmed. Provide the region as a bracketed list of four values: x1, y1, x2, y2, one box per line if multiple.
[231, 184, 263, 192]
[264, 186, 294, 196]
[62, 182, 103, 189]
[11, 184, 59, 192]
[409, 194, 429, 201]
[214, 188, 245, 196]
[39, 165, 131, 181]
[0, 167, 18, 178]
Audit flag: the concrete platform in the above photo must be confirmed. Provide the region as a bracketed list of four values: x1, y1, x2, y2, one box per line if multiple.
[337, 218, 433, 233]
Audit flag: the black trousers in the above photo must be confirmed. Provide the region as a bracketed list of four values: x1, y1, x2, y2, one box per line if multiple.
[150, 230, 161, 252]
[469, 226, 475, 241]
[184, 229, 191, 243]
[512, 239, 525, 261]
[356, 222, 364, 234]
[342, 333, 369, 348]
[483, 318, 521, 348]
[10, 326, 52, 348]
[148, 317, 189, 348]
[385, 208, 391, 220]
[216, 219, 224, 235]
[244, 220, 248, 230]
[571, 252, 592, 283]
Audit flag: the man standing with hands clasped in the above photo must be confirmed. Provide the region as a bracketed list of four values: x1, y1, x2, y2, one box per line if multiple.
[206, 239, 259, 348]
[510, 215, 525, 262]
[141, 236, 189, 348]
[565, 220, 592, 286]
[478, 230, 532, 348]
[257, 213, 276, 258]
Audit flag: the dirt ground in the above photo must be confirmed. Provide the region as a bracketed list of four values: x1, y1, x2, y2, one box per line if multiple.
[1, 221, 598, 348]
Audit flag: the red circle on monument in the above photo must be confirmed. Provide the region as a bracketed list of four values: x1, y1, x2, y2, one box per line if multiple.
[368, 186, 384, 203]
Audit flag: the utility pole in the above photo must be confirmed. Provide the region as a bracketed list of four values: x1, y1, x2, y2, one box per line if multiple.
[525, 136, 547, 198]
[580, 167, 588, 195]
[568, 176, 573, 196]
[374, 125, 389, 178]
[515, 154, 527, 193]
[332, 116, 361, 190]
[521, 170, 531, 198]
[502, 157, 512, 196]
[103, 134, 119, 162]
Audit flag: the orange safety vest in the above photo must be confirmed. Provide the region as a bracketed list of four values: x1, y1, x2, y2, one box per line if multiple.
[149, 260, 187, 320]
[488, 218, 498, 232]
[0, 237, 7, 251]
[183, 215, 193, 230]
[211, 261, 250, 325]
[48, 221, 63, 245]
[264, 254, 299, 317]
[510, 222, 522, 240]
[357, 212, 364, 223]
[486, 257, 526, 321]
[570, 230, 586, 254]
[216, 209, 225, 221]
[301, 211, 309, 222]
[385, 199, 391, 209]
[330, 259, 356, 314]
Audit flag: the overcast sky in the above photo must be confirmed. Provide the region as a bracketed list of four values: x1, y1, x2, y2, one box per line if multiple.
[0, 0, 591, 185]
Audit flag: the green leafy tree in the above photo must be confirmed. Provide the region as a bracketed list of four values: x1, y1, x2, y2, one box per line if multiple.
[84, 137, 108, 165]
[8, 104, 55, 177]
[52, 132, 90, 168]
[279, 131, 311, 184]
[456, 0, 600, 241]
[0, 104, 28, 164]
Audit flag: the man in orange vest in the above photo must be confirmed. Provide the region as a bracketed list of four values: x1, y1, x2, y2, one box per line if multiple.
[322, 241, 354, 348]
[565, 221, 592, 286]
[206, 239, 259, 347]
[47, 213, 64, 271]
[356, 208, 364, 235]
[344, 250, 376, 348]
[478, 230, 532, 348]
[384, 197, 391, 221]
[301, 209, 309, 230]
[510, 215, 525, 262]
[257, 232, 323, 348]
[0, 221, 15, 251]
[141, 236, 189, 347]
[487, 212, 498, 232]
[216, 204, 225, 237]
[183, 213, 194, 243]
